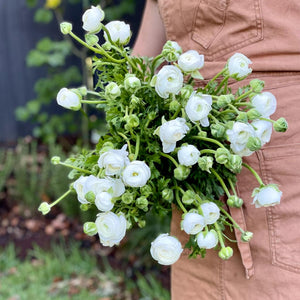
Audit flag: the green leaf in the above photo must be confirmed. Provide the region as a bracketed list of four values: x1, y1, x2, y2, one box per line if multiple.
[34, 8, 53, 24]
[26, 0, 38, 8]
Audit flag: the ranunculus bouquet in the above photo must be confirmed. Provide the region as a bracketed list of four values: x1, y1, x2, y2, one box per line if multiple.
[39, 5, 288, 265]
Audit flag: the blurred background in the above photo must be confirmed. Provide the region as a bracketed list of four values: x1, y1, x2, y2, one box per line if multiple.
[0, 1, 171, 299]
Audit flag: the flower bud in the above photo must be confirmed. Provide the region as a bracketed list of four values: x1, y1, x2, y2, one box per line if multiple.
[60, 22, 72, 35]
[105, 82, 121, 100]
[246, 136, 261, 151]
[38, 202, 51, 215]
[51, 156, 61, 165]
[273, 117, 288, 132]
[77, 86, 87, 97]
[180, 85, 194, 99]
[198, 156, 213, 172]
[83, 222, 98, 236]
[162, 40, 182, 62]
[182, 190, 196, 205]
[210, 123, 226, 138]
[85, 191, 95, 203]
[148, 111, 157, 121]
[130, 95, 141, 107]
[215, 148, 230, 164]
[174, 165, 190, 181]
[217, 94, 233, 108]
[250, 79, 265, 93]
[225, 154, 242, 173]
[85, 33, 99, 46]
[138, 220, 146, 228]
[80, 203, 90, 211]
[197, 131, 207, 138]
[122, 192, 134, 204]
[124, 74, 141, 93]
[136, 196, 149, 211]
[140, 185, 152, 197]
[218, 246, 233, 260]
[241, 231, 253, 242]
[236, 112, 248, 123]
[227, 195, 243, 208]
[246, 108, 261, 120]
[124, 114, 139, 130]
[102, 41, 112, 51]
[169, 100, 181, 112]
[162, 188, 174, 202]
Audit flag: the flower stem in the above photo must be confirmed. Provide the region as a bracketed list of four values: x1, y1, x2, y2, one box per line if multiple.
[234, 89, 254, 102]
[86, 90, 101, 97]
[200, 149, 216, 155]
[220, 207, 245, 234]
[215, 75, 230, 94]
[81, 100, 107, 104]
[117, 131, 132, 154]
[228, 178, 237, 196]
[210, 168, 231, 197]
[133, 135, 140, 160]
[242, 162, 264, 186]
[59, 162, 92, 174]
[191, 136, 226, 149]
[50, 189, 72, 208]
[160, 152, 179, 167]
[175, 189, 187, 213]
[214, 222, 226, 248]
[204, 69, 226, 90]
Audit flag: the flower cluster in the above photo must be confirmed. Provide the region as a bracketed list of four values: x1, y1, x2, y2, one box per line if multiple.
[39, 5, 288, 266]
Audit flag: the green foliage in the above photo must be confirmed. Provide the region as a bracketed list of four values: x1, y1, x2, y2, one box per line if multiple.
[104, 0, 136, 21]
[0, 149, 14, 192]
[34, 8, 54, 24]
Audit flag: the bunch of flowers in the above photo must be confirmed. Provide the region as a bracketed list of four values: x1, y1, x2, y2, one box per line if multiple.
[39, 5, 288, 265]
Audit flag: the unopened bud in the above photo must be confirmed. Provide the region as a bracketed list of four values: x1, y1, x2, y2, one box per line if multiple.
[273, 117, 288, 132]
[122, 192, 134, 204]
[217, 94, 233, 108]
[136, 196, 149, 211]
[236, 112, 248, 123]
[211, 123, 226, 138]
[60, 22, 72, 35]
[174, 165, 190, 181]
[85, 191, 95, 203]
[182, 190, 196, 205]
[80, 204, 90, 211]
[198, 156, 213, 172]
[85, 33, 99, 46]
[215, 148, 230, 164]
[162, 188, 174, 202]
[105, 82, 121, 100]
[180, 85, 194, 99]
[51, 156, 61, 165]
[246, 136, 261, 151]
[225, 154, 242, 173]
[124, 74, 141, 92]
[218, 246, 233, 260]
[250, 79, 265, 93]
[38, 202, 51, 215]
[241, 231, 253, 242]
[247, 109, 261, 120]
[227, 195, 243, 208]
[169, 100, 181, 112]
[83, 222, 98, 236]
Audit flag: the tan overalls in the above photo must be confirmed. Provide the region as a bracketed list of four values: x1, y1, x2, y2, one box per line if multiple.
[157, 0, 300, 298]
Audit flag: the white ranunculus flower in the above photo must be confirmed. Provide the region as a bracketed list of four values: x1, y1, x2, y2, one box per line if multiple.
[196, 230, 218, 249]
[73, 176, 89, 204]
[95, 192, 114, 212]
[122, 161, 151, 187]
[227, 53, 252, 79]
[226, 122, 256, 153]
[155, 65, 183, 99]
[185, 93, 212, 126]
[82, 5, 104, 33]
[104, 21, 131, 45]
[252, 184, 282, 208]
[150, 234, 183, 265]
[177, 144, 200, 166]
[56, 88, 81, 111]
[156, 118, 189, 153]
[98, 145, 130, 176]
[200, 202, 220, 224]
[178, 50, 204, 72]
[181, 212, 205, 235]
[251, 119, 273, 146]
[96, 212, 126, 246]
[251, 92, 277, 118]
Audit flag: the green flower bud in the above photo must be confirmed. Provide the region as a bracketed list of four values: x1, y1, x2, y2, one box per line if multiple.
[215, 148, 230, 164]
[130, 95, 141, 107]
[38, 202, 51, 215]
[85, 191, 95, 203]
[241, 231, 253, 242]
[174, 165, 190, 181]
[198, 156, 213, 172]
[180, 85, 194, 99]
[273, 117, 288, 132]
[51, 156, 61, 165]
[217, 94, 233, 108]
[136, 196, 149, 211]
[148, 111, 157, 121]
[105, 82, 121, 100]
[162, 188, 174, 202]
[124, 74, 141, 93]
[227, 195, 243, 208]
[77, 86, 87, 97]
[246, 108, 261, 120]
[60, 22, 72, 35]
[80, 204, 90, 211]
[124, 114, 139, 130]
[246, 136, 261, 151]
[83, 222, 98, 236]
[138, 220, 146, 228]
[225, 154, 242, 173]
[236, 112, 248, 123]
[140, 185, 152, 197]
[211, 123, 226, 138]
[250, 79, 265, 93]
[169, 100, 181, 112]
[162, 40, 182, 62]
[85, 33, 99, 46]
[218, 246, 233, 260]
[197, 131, 207, 138]
[182, 190, 196, 205]
[102, 41, 112, 51]
[122, 192, 134, 204]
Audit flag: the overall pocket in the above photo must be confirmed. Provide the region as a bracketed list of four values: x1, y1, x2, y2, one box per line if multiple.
[261, 143, 300, 273]
[188, 0, 263, 60]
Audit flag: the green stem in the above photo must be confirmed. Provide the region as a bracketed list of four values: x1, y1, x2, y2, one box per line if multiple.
[235, 102, 253, 107]
[200, 149, 216, 155]
[86, 90, 101, 97]
[171, 104, 182, 120]
[204, 68, 226, 90]
[59, 162, 92, 174]
[210, 168, 231, 197]
[220, 207, 245, 234]
[50, 189, 72, 208]
[81, 100, 107, 104]
[117, 132, 132, 154]
[228, 103, 240, 114]
[228, 178, 237, 196]
[214, 222, 226, 248]
[259, 117, 275, 124]
[191, 136, 226, 149]
[133, 135, 140, 160]
[175, 189, 187, 213]
[215, 75, 230, 94]
[242, 163, 264, 186]
[234, 89, 253, 102]
[160, 152, 179, 168]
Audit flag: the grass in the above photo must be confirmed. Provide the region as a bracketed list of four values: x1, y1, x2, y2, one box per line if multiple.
[0, 241, 170, 300]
